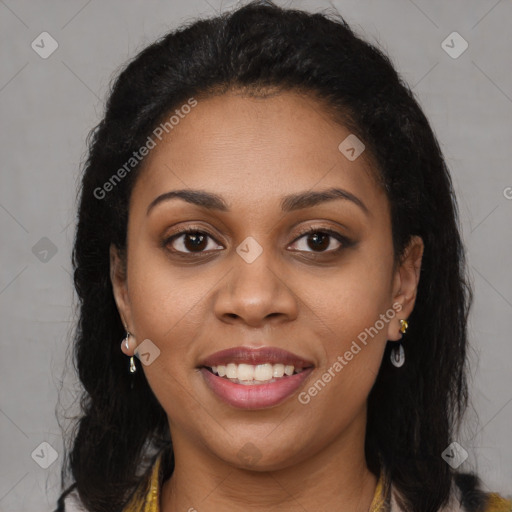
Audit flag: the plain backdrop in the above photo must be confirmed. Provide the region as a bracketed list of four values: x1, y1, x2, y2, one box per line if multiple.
[0, 0, 511, 510]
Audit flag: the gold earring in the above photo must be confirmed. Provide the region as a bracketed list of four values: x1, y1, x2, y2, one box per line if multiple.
[391, 319, 408, 368]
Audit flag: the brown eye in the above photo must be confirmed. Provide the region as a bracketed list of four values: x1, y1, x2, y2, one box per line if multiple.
[289, 227, 349, 253]
[164, 228, 223, 254]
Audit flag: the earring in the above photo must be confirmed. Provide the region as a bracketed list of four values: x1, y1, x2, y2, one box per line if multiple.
[123, 331, 137, 374]
[390, 319, 408, 368]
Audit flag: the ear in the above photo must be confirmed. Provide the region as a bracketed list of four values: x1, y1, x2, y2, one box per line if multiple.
[110, 243, 134, 355]
[386, 235, 424, 341]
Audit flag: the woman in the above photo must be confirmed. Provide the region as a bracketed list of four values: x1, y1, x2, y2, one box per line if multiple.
[55, 1, 511, 511]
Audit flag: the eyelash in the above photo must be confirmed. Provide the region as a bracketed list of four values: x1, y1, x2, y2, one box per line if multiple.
[162, 225, 353, 258]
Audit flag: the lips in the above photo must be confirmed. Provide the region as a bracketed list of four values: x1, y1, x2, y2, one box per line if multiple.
[198, 346, 315, 409]
[199, 346, 314, 368]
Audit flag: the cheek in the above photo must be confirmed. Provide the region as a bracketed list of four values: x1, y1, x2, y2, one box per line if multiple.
[125, 244, 213, 404]
[303, 245, 394, 350]
[297, 295, 389, 436]
[127, 238, 205, 338]
[126, 250, 207, 426]
[297, 245, 393, 412]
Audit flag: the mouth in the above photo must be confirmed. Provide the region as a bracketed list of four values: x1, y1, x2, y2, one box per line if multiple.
[203, 362, 309, 385]
[198, 346, 315, 409]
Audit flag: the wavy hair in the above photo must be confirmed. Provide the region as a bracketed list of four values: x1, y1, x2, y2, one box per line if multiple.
[55, 2, 481, 511]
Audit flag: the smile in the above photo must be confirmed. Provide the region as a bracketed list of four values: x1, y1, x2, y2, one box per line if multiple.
[199, 346, 315, 409]
[207, 363, 306, 384]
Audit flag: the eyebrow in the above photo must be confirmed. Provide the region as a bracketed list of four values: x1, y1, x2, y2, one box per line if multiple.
[146, 187, 369, 216]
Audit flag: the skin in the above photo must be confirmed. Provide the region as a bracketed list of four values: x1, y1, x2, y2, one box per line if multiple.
[110, 90, 424, 512]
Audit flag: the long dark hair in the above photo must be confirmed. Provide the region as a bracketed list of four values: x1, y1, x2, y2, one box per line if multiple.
[55, 2, 483, 511]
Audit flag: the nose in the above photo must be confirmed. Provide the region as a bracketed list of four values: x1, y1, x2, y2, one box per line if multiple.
[213, 247, 299, 328]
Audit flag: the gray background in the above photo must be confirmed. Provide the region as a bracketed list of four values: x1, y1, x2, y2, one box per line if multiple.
[0, 0, 511, 510]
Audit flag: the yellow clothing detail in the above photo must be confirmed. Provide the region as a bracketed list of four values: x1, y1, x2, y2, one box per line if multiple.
[123, 453, 511, 512]
[369, 469, 386, 512]
[124, 454, 162, 512]
[486, 493, 512, 512]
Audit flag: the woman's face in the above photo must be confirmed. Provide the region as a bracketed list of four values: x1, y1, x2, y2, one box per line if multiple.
[111, 90, 423, 470]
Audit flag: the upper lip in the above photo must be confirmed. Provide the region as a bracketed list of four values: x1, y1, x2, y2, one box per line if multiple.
[199, 346, 315, 369]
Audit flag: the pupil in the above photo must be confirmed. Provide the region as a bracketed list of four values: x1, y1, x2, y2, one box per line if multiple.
[185, 233, 206, 251]
[308, 232, 328, 251]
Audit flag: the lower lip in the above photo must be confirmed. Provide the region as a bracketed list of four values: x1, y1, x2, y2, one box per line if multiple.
[200, 367, 314, 409]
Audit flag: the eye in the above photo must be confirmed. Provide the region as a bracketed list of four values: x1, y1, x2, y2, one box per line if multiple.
[162, 225, 352, 256]
[163, 227, 223, 254]
[289, 226, 350, 254]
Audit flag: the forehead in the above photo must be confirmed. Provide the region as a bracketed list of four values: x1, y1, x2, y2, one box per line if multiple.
[130, 90, 385, 216]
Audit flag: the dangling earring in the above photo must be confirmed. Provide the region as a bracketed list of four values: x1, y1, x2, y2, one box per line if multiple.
[390, 319, 408, 368]
[123, 331, 137, 374]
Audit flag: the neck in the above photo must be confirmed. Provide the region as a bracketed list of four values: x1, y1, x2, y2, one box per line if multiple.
[160, 413, 378, 512]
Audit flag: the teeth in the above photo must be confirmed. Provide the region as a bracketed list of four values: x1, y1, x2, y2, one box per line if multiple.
[208, 363, 305, 383]
[273, 364, 285, 378]
[254, 363, 273, 381]
[239, 363, 255, 381]
[226, 363, 237, 379]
